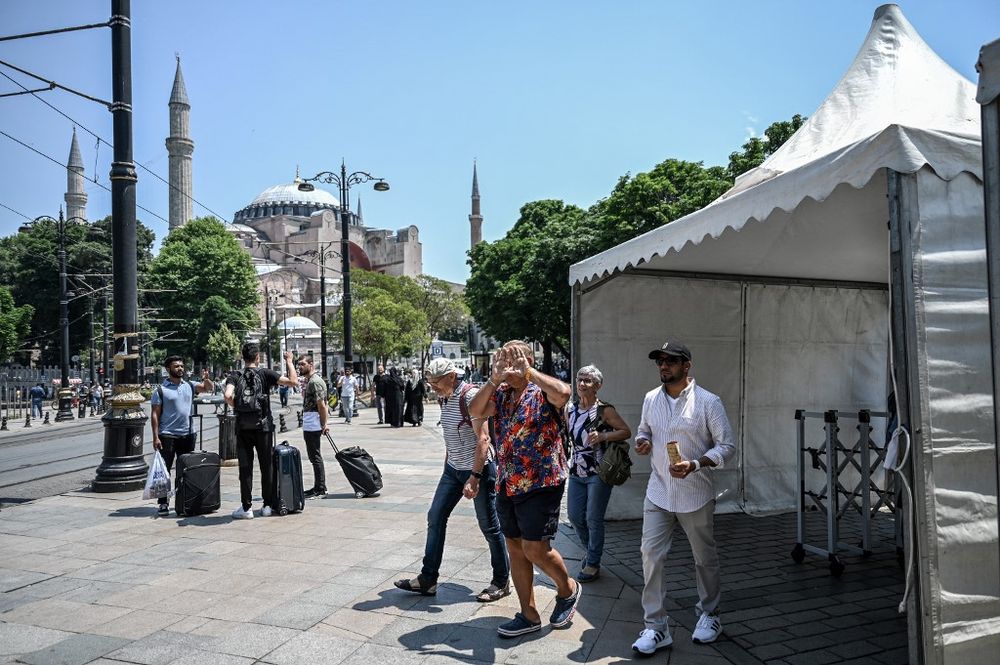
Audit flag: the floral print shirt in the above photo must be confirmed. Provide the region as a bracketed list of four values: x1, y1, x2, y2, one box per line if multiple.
[493, 382, 567, 497]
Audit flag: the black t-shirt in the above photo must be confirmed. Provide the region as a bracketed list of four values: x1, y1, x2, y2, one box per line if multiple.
[230, 367, 281, 430]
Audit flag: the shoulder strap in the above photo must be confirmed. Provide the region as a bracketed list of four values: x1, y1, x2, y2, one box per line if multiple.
[457, 382, 475, 430]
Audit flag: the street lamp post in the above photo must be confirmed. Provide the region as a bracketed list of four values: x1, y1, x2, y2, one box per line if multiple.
[94, 0, 147, 492]
[295, 242, 339, 381]
[102, 276, 110, 382]
[299, 162, 388, 370]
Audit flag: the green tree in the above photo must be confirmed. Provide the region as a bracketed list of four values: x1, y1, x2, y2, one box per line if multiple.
[727, 114, 806, 179]
[328, 290, 426, 364]
[145, 217, 258, 363]
[465, 200, 589, 372]
[0, 215, 154, 364]
[590, 159, 731, 253]
[206, 323, 241, 372]
[414, 275, 470, 368]
[0, 286, 33, 362]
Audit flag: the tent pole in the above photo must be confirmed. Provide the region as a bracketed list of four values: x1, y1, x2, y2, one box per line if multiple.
[977, 42, 1000, 591]
[888, 169, 933, 665]
[570, 282, 581, 395]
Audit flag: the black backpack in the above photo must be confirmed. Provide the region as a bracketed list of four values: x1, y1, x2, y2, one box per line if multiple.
[233, 368, 268, 430]
[579, 401, 633, 486]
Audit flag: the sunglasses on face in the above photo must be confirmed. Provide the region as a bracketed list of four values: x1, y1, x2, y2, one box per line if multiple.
[654, 357, 685, 367]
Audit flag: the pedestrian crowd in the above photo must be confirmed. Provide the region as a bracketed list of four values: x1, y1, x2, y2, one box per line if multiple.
[146, 336, 734, 653]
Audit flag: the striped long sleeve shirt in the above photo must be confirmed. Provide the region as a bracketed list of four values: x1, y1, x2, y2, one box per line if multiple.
[637, 379, 735, 513]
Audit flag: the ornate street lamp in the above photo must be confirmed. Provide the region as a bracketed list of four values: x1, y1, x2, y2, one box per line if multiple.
[299, 162, 389, 369]
[294, 242, 340, 381]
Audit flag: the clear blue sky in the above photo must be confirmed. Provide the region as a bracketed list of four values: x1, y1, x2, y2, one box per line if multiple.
[1, 1, 997, 284]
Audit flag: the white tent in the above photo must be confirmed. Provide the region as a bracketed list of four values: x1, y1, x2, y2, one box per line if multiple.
[570, 5, 998, 663]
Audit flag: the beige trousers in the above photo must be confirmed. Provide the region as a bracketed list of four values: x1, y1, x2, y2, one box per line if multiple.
[640, 497, 721, 631]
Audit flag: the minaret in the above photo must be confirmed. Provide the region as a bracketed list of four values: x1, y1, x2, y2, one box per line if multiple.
[356, 196, 363, 225]
[166, 56, 194, 231]
[469, 161, 483, 248]
[64, 128, 87, 221]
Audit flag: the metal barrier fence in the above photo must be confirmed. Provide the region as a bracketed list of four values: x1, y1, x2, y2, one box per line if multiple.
[792, 408, 896, 576]
[0, 366, 83, 428]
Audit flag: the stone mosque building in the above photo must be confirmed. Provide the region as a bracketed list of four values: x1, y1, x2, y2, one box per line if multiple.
[164, 58, 423, 365]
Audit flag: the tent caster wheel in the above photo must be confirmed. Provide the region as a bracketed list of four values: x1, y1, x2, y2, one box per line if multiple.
[791, 544, 805, 564]
[829, 558, 845, 577]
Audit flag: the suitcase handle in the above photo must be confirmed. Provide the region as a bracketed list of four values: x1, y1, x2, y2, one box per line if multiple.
[324, 431, 340, 454]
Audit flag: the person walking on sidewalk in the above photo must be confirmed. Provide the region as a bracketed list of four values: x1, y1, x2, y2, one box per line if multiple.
[29, 383, 45, 419]
[469, 341, 580, 638]
[337, 366, 358, 424]
[394, 358, 510, 602]
[224, 343, 298, 520]
[565, 364, 632, 583]
[631, 340, 736, 655]
[150, 357, 214, 517]
[297, 355, 328, 498]
[373, 364, 387, 424]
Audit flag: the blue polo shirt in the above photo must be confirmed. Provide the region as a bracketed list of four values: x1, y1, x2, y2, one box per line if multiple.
[151, 379, 198, 436]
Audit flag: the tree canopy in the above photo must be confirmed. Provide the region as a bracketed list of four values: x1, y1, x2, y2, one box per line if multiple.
[0, 215, 155, 364]
[206, 323, 242, 371]
[144, 216, 259, 363]
[0, 286, 33, 363]
[726, 114, 806, 179]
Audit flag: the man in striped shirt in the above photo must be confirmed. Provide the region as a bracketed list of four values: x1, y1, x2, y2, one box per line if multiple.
[393, 358, 510, 602]
[631, 340, 736, 655]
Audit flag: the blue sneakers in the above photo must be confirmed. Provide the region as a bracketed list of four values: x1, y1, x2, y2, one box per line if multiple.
[497, 612, 542, 638]
[549, 581, 582, 628]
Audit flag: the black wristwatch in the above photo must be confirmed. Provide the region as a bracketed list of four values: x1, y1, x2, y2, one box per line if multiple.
[470, 470, 483, 479]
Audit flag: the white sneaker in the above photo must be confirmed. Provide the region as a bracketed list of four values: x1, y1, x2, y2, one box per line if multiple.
[261, 506, 273, 517]
[232, 506, 254, 520]
[692, 613, 723, 644]
[632, 628, 672, 655]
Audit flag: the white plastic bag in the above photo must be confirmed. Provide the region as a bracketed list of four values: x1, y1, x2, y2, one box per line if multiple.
[142, 450, 172, 500]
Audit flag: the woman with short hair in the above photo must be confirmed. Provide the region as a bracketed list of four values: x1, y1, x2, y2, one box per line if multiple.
[565, 364, 632, 582]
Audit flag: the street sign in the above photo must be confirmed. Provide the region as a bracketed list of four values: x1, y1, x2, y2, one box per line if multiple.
[431, 343, 443, 358]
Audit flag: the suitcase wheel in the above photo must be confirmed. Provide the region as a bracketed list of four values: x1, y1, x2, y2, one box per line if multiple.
[355, 491, 365, 499]
[279, 506, 288, 516]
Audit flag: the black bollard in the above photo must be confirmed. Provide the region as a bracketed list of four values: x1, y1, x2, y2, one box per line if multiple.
[1, 416, 7, 430]
[43, 412, 50, 425]
[24, 415, 31, 428]
[279, 414, 287, 433]
[296, 410, 303, 427]
[78, 402, 86, 419]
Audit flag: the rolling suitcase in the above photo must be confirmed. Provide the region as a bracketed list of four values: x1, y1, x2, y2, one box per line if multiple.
[270, 440, 305, 515]
[326, 432, 383, 498]
[174, 414, 222, 516]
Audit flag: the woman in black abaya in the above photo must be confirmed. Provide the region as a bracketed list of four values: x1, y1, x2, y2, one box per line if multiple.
[384, 366, 406, 427]
[403, 369, 426, 426]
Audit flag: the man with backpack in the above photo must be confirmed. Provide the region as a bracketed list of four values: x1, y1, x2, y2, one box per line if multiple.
[224, 342, 298, 519]
[393, 358, 510, 603]
[150, 356, 214, 517]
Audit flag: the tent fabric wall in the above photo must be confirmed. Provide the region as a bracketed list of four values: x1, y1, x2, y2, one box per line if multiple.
[907, 169, 1000, 663]
[578, 273, 888, 517]
[742, 285, 888, 512]
[577, 274, 743, 518]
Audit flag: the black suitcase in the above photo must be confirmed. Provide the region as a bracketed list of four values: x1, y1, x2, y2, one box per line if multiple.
[270, 440, 305, 515]
[326, 432, 383, 498]
[174, 414, 221, 516]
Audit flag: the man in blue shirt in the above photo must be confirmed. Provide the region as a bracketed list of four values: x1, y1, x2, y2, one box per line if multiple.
[29, 383, 46, 419]
[150, 355, 214, 516]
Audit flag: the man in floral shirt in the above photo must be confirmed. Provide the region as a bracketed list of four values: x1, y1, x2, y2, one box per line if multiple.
[469, 340, 579, 638]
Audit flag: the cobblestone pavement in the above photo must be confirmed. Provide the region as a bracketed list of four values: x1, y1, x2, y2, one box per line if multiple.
[0, 401, 907, 664]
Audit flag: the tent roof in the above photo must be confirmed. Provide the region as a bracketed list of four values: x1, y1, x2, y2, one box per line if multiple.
[571, 4, 981, 286]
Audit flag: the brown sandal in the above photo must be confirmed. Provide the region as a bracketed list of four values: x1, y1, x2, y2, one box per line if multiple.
[394, 576, 437, 596]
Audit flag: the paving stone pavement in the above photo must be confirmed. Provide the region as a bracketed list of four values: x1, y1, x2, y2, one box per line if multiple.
[0, 401, 907, 664]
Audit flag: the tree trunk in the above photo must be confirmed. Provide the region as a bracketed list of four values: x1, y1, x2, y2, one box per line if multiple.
[541, 340, 554, 375]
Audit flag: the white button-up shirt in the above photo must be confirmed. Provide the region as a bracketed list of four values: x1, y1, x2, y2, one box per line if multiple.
[637, 379, 736, 513]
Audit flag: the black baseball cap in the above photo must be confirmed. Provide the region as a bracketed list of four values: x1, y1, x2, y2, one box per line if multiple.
[648, 340, 692, 361]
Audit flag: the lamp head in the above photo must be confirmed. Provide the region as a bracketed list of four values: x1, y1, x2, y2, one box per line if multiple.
[373, 180, 390, 192]
[297, 182, 316, 192]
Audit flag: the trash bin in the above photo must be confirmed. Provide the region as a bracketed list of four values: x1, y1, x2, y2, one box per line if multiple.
[217, 412, 238, 467]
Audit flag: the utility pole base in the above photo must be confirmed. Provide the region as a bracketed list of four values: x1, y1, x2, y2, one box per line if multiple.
[92, 403, 148, 492]
[55, 388, 75, 422]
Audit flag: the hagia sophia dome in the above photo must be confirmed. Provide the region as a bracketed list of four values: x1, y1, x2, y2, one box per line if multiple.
[233, 177, 339, 223]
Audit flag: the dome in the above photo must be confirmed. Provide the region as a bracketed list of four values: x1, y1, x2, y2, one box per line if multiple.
[249, 181, 339, 208]
[278, 315, 320, 331]
[233, 175, 340, 223]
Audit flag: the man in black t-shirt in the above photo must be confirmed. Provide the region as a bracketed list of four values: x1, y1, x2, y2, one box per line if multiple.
[224, 342, 298, 519]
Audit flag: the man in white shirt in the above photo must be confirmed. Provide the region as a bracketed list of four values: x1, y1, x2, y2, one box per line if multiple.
[337, 367, 358, 424]
[631, 340, 736, 655]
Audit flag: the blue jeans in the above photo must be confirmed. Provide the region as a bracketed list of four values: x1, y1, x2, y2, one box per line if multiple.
[567, 473, 614, 567]
[421, 460, 509, 586]
[31, 399, 43, 419]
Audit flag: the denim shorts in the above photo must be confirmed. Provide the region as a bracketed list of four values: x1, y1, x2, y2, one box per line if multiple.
[497, 483, 565, 541]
